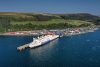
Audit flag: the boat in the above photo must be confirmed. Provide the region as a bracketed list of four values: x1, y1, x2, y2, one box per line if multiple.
[28, 35, 59, 48]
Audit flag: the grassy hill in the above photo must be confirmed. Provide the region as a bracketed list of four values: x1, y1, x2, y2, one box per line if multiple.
[0, 12, 100, 22]
[0, 12, 100, 32]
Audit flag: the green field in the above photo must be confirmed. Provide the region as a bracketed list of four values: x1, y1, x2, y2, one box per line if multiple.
[11, 19, 94, 26]
[66, 20, 94, 26]
[11, 19, 65, 25]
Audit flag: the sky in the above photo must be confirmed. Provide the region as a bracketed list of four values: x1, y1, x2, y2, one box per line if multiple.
[0, 0, 100, 15]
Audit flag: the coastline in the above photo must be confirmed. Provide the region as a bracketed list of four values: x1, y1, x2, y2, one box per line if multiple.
[0, 26, 99, 37]
[65, 27, 99, 36]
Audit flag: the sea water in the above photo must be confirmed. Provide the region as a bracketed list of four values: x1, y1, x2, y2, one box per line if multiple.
[0, 29, 100, 67]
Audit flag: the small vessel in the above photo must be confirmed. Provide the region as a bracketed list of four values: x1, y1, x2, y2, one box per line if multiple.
[28, 35, 59, 48]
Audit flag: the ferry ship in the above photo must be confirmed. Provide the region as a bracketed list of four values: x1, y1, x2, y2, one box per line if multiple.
[28, 35, 59, 48]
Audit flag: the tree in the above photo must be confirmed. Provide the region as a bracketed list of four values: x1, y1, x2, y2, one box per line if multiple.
[0, 16, 11, 32]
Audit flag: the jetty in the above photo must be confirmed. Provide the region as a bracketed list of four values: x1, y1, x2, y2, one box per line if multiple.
[17, 44, 29, 51]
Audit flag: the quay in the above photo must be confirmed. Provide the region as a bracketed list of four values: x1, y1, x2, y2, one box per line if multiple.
[17, 44, 29, 51]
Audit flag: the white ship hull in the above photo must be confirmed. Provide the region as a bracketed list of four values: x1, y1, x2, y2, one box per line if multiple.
[29, 35, 59, 48]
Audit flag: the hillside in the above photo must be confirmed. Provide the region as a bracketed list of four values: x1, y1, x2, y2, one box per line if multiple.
[0, 12, 100, 32]
[0, 12, 100, 21]
[0, 12, 60, 21]
[0, 12, 100, 22]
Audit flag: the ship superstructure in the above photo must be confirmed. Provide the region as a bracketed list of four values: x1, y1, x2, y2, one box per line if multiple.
[17, 34, 59, 51]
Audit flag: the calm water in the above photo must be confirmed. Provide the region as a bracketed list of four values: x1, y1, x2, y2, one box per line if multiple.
[0, 29, 100, 67]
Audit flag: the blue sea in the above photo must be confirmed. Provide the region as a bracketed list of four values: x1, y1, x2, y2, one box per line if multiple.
[0, 29, 100, 67]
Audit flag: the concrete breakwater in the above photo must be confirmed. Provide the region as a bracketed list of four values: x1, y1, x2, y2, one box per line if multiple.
[17, 44, 29, 51]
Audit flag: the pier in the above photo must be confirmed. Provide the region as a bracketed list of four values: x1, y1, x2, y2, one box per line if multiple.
[17, 44, 29, 51]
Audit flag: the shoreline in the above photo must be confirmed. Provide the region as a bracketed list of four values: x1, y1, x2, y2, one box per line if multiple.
[0, 26, 99, 37]
[65, 27, 99, 36]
